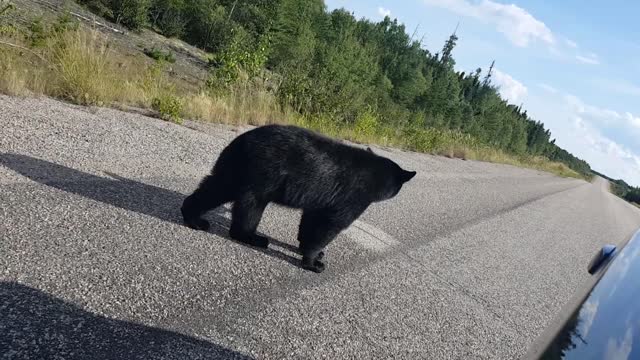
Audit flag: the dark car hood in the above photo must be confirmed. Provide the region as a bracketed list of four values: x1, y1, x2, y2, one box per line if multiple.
[538, 230, 640, 359]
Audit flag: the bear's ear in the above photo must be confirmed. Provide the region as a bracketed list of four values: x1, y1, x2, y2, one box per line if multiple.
[401, 170, 416, 183]
[366, 147, 374, 153]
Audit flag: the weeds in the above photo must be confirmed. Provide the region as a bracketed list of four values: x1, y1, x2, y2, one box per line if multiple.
[152, 94, 182, 123]
[28, 18, 47, 47]
[143, 46, 175, 63]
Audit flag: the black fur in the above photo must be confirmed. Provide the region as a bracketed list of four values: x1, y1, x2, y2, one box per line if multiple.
[182, 125, 416, 273]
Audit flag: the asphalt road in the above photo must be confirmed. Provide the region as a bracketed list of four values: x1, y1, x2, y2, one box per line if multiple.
[2, 95, 640, 359]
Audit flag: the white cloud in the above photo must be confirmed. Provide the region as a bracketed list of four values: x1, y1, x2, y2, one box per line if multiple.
[570, 115, 640, 185]
[576, 53, 600, 65]
[377, 6, 391, 17]
[626, 112, 640, 129]
[605, 327, 633, 360]
[564, 38, 579, 48]
[528, 89, 640, 185]
[578, 299, 599, 338]
[423, 0, 555, 47]
[492, 69, 527, 103]
[564, 95, 640, 130]
[538, 83, 558, 94]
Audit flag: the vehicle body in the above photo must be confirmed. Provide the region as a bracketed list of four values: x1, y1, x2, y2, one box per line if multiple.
[525, 229, 640, 359]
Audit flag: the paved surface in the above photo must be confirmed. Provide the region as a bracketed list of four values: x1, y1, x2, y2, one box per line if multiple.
[1, 95, 640, 359]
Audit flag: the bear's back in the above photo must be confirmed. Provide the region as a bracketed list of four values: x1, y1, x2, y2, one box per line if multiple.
[230, 125, 382, 208]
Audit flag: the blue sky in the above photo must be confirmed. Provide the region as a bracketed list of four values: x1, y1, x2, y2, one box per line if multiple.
[326, 0, 640, 186]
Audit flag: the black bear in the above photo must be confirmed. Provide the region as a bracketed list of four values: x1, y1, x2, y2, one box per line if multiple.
[181, 125, 416, 273]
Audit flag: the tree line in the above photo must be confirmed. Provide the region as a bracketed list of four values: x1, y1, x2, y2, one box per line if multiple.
[78, 0, 592, 175]
[592, 171, 640, 204]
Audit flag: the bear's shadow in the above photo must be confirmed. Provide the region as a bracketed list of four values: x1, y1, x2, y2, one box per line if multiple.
[0, 153, 301, 268]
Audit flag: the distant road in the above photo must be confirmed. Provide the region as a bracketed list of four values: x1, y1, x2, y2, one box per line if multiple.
[2, 95, 640, 359]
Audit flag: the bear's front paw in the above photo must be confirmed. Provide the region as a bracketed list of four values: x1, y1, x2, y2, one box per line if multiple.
[302, 257, 326, 273]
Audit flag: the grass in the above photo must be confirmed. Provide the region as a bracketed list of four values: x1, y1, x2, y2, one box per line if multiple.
[0, 32, 51, 96]
[0, 24, 586, 180]
[143, 47, 176, 63]
[1, 25, 176, 107]
[181, 75, 290, 126]
[294, 114, 584, 179]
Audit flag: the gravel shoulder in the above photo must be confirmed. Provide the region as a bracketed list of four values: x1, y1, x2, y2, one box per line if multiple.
[2, 95, 640, 359]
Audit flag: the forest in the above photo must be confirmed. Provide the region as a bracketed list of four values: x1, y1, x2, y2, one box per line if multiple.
[76, 0, 592, 175]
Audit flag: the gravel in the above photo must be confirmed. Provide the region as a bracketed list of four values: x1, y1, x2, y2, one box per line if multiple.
[2, 94, 640, 359]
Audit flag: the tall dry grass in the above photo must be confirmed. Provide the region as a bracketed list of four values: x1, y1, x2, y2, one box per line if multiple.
[47, 29, 176, 107]
[0, 34, 51, 96]
[182, 74, 291, 126]
[1, 26, 174, 108]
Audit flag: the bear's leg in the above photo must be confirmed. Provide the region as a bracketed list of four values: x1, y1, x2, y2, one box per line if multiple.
[298, 204, 370, 273]
[297, 210, 347, 273]
[182, 174, 233, 231]
[229, 192, 269, 248]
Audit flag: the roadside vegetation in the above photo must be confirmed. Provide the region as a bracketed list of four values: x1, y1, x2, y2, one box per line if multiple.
[0, 0, 590, 179]
[593, 171, 640, 205]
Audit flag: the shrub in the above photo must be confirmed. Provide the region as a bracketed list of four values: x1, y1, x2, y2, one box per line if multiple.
[150, 0, 185, 37]
[52, 12, 79, 34]
[111, 0, 150, 30]
[183, 1, 230, 51]
[143, 47, 175, 63]
[353, 110, 379, 139]
[76, 0, 113, 19]
[152, 93, 183, 123]
[28, 18, 47, 47]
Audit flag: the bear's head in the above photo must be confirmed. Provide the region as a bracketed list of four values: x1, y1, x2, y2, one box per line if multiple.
[374, 157, 416, 202]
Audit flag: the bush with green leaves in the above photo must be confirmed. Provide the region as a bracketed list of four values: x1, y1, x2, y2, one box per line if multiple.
[183, 0, 231, 52]
[27, 14, 79, 47]
[152, 94, 183, 123]
[150, 0, 185, 37]
[28, 18, 47, 47]
[207, 29, 269, 91]
[143, 47, 175, 63]
[116, 0, 150, 29]
[353, 110, 379, 138]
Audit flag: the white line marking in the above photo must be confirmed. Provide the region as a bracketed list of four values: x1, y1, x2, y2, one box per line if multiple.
[344, 220, 399, 251]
